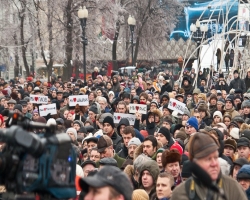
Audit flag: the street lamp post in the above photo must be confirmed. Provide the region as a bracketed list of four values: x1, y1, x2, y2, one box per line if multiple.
[128, 15, 136, 66]
[190, 20, 208, 86]
[78, 6, 88, 84]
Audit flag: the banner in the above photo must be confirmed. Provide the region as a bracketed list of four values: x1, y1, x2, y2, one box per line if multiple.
[129, 104, 147, 114]
[113, 113, 136, 125]
[30, 95, 48, 104]
[39, 103, 57, 116]
[168, 98, 186, 114]
[69, 95, 89, 106]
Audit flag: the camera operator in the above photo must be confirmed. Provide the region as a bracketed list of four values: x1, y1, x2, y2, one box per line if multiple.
[215, 73, 229, 93]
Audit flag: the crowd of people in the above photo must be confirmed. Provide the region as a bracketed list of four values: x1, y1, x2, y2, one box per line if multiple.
[1, 65, 250, 200]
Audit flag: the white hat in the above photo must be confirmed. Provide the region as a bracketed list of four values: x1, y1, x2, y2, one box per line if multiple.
[213, 111, 223, 121]
[128, 137, 141, 147]
[230, 127, 239, 139]
[47, 118, 56, 126]
[158, 76, 165, 81]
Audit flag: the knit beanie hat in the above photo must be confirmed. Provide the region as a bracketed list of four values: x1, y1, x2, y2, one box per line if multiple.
[66, 128, 77, 141]
[237, 165, 250, 180]
[170, 141, 183, 155]
[230, 127, 240, 140]
[217, 98, 225, 105]
[89, 105, 98, 114]
[225, 96, 234, 107]
[189, 132, 219, 161]
[158, 127, 171, 142]
[73, 120, 83, 128]
[213, 111, 223, 121]
[132, 189, 149, 200]
[103, 116, 115, 128]
[186, 117, 199, 131]
[36, 116, 46, 124]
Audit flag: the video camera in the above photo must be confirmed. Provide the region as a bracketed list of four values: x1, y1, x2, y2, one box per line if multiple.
[0, 112, 77, 200]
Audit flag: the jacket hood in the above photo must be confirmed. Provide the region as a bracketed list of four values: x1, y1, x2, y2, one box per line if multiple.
[138, 160, 160, 189]
[117, 118, 130, 135]
[134, 141, 163, 160]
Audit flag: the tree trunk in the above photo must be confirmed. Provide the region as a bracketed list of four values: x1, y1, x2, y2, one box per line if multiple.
[112, 21, 120, 71]
[20, 2, 30, 76]
[13, 33, 19, 78]
[47, 1, 54, 82]
[63, 0, 73, 81]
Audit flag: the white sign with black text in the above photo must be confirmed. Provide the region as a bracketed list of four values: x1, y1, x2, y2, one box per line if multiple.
[39, 103, 57, 116]
[30, 95, 48, 104]
[129, 104, 147, 114]
[113, 113, 136, 125]
[168, 98, 185, 114]
[69, 95, 89, 106]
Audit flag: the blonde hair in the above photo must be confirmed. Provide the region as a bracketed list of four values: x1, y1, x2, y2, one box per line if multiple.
[94, 67, 99, 72]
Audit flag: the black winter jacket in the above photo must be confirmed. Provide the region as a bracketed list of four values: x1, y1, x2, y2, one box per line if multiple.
[229, 77, 246, 93]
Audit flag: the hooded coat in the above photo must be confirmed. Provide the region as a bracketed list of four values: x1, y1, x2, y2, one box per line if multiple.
[112, 75, 120, 96]
[139, 160, 160, 200]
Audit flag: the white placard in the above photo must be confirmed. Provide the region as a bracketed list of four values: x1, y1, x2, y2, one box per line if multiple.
[129, 104, 147, 114]
[113, 113, 136, 125]
[69, 95, 89, 106]
[39, 103, 57, 116]
[30, 95, 48, 104]
[168, 98, 186, 114]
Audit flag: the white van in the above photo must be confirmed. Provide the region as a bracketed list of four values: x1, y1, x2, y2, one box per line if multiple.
[118, 66, 136, 76]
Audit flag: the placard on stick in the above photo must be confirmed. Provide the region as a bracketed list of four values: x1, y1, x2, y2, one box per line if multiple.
[69, 95, 89, 106]
[129, 104, 147, 114]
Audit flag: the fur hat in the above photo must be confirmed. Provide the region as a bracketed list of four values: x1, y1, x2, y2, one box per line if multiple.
[132, 189, 149, 200]
[224, 138, 237, 152]
[161, 149, 182, 168]
[150, 109, 163, 118]
[197, 103, 210, 117]
[242, 100, 250, 109]
[209, 93, 217, 102]
[197, 93, 207, 102]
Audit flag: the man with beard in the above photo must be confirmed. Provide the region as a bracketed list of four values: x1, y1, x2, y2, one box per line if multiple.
[127, 137, 141, 160]
[142, 136, 159, 159]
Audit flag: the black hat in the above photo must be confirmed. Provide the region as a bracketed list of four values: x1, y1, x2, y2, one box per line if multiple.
[19, 100, 27, 106]
[181, 160, 192, 178]
[81, 160, 96, 169]
[56, 118, 64, 125]
[89, 105, 98, 114]
[79, 166, 133, 200]
[99, 157, 118, 167]
[225, 97, 234, 106]
[14, 104, 22, 112]
[103, 116, 115, 128]
[233, 70, 239, 74]
[78, 127, 87, 134]
[233, 158, 249, 167]
[85, 125, 95, 133]
[158, 127, 171, 142]
[235, 89, 243, 94]
[219, 73, 224, 78]
[241, 129, 250, 141]
[85, 136, 98, 144]
[237, 137, 250, 148]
